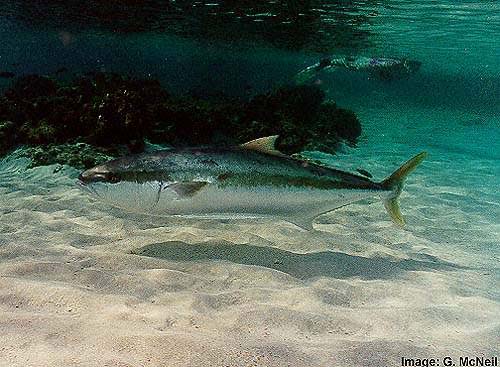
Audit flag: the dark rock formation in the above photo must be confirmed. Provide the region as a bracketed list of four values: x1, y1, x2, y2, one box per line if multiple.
[0, 73, 362, 168]
[237, 85, 361, 154]
[19, 143, 115, 170]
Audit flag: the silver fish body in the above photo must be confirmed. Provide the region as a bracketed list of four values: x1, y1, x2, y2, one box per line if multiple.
[78, 137, 426, 229]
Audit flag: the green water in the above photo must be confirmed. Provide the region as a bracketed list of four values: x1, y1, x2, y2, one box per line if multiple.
[0, 1, 498, 366]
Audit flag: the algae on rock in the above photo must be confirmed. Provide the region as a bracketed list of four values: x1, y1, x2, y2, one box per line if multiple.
[0, 73, 362, 168]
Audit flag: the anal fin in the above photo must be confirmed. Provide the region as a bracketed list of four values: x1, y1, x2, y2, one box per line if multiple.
[283, 215, 315, 231]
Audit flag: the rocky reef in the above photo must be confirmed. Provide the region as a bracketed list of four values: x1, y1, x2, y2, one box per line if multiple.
[0, 73, 361, 168]
[19, 143, 115, 170]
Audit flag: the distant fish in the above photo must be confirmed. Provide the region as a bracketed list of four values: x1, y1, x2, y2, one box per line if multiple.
[356, 168, 373, 178]
[295, 56, 421, 83]
[78, 136, 427, 229]
[0, 71, 15, 79]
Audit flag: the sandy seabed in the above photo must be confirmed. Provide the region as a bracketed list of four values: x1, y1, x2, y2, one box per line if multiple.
[0, 107, 498, 367]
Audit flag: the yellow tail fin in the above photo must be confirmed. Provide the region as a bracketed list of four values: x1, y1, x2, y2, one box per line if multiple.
[381, 152, 427, 227]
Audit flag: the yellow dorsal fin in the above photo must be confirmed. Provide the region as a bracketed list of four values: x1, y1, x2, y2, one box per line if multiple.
[240, 135, 287, 157]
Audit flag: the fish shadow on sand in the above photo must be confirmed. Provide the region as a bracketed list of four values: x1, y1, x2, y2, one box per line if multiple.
[132, 241, 467, 281]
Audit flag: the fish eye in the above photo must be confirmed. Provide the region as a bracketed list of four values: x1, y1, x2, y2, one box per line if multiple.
[106, 173, 120, 183]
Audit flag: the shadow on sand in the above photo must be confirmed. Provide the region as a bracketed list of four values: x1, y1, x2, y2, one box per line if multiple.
[132, 241, 466, 281]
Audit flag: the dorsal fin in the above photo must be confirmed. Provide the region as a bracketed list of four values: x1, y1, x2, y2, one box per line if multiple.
[240, 135, 287, 157]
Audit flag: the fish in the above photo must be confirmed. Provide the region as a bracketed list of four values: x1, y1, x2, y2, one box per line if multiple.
[295, 56, 421, 83]
[356, 168, 373, 178]
[78, 136, 427, 230]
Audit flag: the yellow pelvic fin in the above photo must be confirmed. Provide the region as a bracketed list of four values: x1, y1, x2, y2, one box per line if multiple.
[384, 197, 405, 227]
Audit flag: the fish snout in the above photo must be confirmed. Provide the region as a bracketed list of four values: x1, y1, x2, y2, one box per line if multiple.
[78, 166, 118, 184]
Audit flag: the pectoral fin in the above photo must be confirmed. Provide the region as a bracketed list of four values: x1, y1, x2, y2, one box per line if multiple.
[168, 181, 208, 197]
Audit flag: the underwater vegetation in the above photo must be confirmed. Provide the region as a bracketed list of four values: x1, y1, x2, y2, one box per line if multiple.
[0, 71, 16, 79]
[0, 73, 361, 169]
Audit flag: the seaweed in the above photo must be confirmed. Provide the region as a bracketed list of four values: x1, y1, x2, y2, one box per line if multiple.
[0, 73, 362, 167]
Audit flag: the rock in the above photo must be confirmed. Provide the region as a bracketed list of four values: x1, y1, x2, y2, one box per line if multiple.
[0, 120, 16, 154]
[0, 73, 362, 168]
[18, 143, 116, 170]
[6, 75, 58, 100]
[238, 84, 361, 154]
[0, 71, 15, 79]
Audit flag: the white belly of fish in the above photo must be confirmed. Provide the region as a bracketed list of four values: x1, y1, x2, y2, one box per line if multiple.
[87, 180, 380, 222]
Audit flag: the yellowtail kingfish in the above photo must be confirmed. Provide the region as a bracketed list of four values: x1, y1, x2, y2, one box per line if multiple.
[78, 136, 427, 230]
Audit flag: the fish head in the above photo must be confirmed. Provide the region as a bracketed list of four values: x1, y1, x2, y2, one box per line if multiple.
[77, 158, 167, 212]
[78, 163, 121, 185]
[78, 162, 125, 202]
